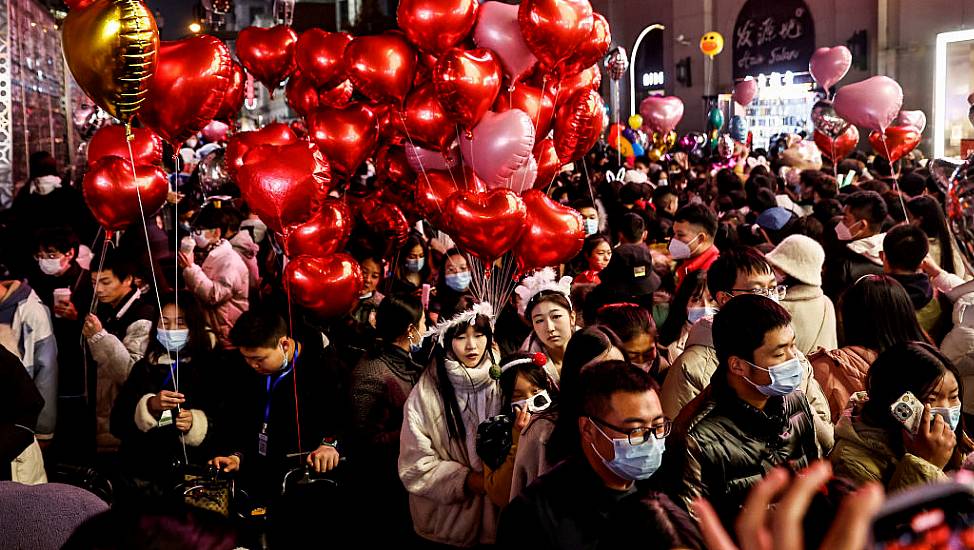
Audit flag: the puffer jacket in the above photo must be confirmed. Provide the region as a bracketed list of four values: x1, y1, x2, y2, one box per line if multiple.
[659, 317, 834, 449]
[228, 231, 260, 291]
[399, 358, 502, 547]
[779, 284, 837, 355]
[830, 393, 948, 493]
[183, 240, 249, 348]
[808, 346, 878, 422]
[657, 379, 821, 527]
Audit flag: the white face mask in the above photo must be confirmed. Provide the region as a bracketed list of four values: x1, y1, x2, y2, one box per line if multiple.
[193, 230, 215, 249]
[668, 234, 698, 260]
[835, 220, 860, 242]
[38, 257, 65, 276]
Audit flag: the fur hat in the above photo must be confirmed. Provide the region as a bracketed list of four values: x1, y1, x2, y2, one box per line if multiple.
[765, 234, 825, 287]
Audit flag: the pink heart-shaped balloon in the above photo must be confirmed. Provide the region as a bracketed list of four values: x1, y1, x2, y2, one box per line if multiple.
[833, 75, 903, 132]
[460, 109, 535, 190]
[893, 109, 926, 134]
[733, 78, 758, 107]
[809, 46, 852, 91]
[473, 1, 537, 81]
[639, 95, 684, 134]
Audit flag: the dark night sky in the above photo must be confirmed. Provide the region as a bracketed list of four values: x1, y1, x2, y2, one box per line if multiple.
[147, 0, 197, 40]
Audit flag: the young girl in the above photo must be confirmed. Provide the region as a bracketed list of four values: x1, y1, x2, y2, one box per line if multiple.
[399, 304, 502, 547]
[516, 268, 576, 384]
[596, 302, 669, 382]
[480, 352, 558, 508]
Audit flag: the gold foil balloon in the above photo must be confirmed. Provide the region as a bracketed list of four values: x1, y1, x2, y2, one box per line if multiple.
[62, 0, 159, 123]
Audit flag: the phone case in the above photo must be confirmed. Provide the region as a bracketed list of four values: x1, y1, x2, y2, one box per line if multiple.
[890, 391, 924, 434]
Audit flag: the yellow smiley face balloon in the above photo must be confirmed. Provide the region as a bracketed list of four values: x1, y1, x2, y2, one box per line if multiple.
[699, 32, 724, 58]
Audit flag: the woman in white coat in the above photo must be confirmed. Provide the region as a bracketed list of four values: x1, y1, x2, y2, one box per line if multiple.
[399, 303, 502, 547]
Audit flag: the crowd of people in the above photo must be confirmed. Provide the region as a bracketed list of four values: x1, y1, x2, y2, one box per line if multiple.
[2, 132, 974, 549]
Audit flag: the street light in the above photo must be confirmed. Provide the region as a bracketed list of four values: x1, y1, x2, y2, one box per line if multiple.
[188, 21, 202, 34]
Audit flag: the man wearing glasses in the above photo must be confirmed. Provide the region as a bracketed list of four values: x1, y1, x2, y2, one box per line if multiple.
[659, 248, 832, 452]
[498, 360, 675, 548]
[658, 294, 823, 530]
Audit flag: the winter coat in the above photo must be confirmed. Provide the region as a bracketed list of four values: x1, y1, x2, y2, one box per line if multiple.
[110, 349, 225, 480]
[808, 346, 878, 422]
[229, 231, 260, 291]
[509, 414, 556, 502]
[183, 240, 249, 348]
[657, 379, 821, 528]
[87, 288, 155, 450]
[823, 233, 885, 301]
[659, 317, 834, 449]
[830, 393, 949, 492]
[30, 262, 93, 399]
[0, 281, 57, 440]
[1, 346, 44, 483]
[779, 284, 837, 355]
[399, 357, 502, 547]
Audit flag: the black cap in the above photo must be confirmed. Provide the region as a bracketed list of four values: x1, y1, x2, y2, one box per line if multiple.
[597, 244, 661, 297]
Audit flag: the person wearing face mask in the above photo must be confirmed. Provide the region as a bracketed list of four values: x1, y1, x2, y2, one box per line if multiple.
[209, 309, 343, 506]
[383, 232, 432, 297]
[499, 360, 675, 549]
[434, 248, 473, 320]
[657, 295, 823, 530]
[670, 204, 720, 290]
[823, 191, 888, 300]
[347, 296, 426, 544]
[657, 271, 716, 363]
[660, 247, 834, 454]
[766, 235, 837, 355]
[830, 342, 974, 492]
[572, 199, 603, 237]
[399, 305, 502, 547]
[178, 204, 249, 348]
[110, 293, 221, 502]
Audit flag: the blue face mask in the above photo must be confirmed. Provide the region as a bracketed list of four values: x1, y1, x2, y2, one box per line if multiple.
[744, 357, 803, 397]
[445, 271, 472, 292]
[932, 406, 962, 431]
[405, 258, 425, 273]
[584, 218, 600, 236]
[687, 306, 718, 324]
[157, 328, 189, 353]
[591, 421, 665, 481]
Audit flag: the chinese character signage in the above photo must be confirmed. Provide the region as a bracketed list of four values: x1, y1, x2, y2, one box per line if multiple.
[732, 0, 815, 82]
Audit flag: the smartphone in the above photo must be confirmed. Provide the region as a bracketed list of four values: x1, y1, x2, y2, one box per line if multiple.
[870, 481, 974, 549]
[421, 284, 431, 310]
[890, 391, 924, 435]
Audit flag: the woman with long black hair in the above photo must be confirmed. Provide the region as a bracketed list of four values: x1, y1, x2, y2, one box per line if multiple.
[908, 195, 970, 279]
[399, 304, 501, 547]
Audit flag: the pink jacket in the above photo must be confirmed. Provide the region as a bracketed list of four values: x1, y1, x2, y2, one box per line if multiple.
[184, 240, 249, 347]
[229, 231, 260, 291]
[808, 346, 879, 422]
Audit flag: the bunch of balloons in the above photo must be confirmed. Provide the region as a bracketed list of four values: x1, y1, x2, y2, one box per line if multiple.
[637, 95, 684, 161]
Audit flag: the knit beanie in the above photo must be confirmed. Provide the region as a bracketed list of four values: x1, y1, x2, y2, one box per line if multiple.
[765, 234, 824, 287]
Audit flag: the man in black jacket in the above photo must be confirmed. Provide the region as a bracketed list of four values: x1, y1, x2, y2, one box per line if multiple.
[210, 309, 343, 503]
[658, 294, 821, 530]
[823, 190, 887, 299]
[498, 360, 688, 549]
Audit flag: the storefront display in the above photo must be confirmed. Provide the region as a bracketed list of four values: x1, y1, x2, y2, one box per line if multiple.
[934, 29, 974, 160]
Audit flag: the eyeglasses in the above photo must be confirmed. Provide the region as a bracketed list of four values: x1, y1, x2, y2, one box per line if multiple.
[730, 285, 787, 301]
[588, 415, 671, 446]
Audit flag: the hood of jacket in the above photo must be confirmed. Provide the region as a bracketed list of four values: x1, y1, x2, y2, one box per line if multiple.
[890, 272, 934, 310]
[229, 230, 259, 258]
[846, 233, 886, 266]
[0, 280, 33, 324]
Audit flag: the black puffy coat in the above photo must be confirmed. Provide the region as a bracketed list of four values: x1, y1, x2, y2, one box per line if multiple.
[657, 377, 821, 529]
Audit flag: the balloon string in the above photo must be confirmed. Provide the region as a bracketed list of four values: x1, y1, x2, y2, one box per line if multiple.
[455, 125, 471, 191]
[123, 128, 166, 325]
[82, 237, 113, 406]
[171, 151, 187, 465]
[284, 284, 303, 457]
[880, 134, 910, 222]
[830, 139, 837, 179]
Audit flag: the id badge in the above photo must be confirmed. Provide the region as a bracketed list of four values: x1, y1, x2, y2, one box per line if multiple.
[258, 432, 268, 456]
[159, 410, 173, 427]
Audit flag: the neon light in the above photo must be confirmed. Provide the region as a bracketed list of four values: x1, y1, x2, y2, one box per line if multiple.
[630, 24, 665, 115]
[934, 29, 974, 159]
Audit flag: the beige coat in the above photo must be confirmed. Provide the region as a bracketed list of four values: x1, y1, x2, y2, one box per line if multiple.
[779, 284, 837, 356]
[660, 317, 835, 450]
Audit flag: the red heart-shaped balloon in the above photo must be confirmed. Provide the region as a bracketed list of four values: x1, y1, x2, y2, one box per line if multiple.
[236, 25, 298, 91]
[814, 126, 859, 161]
[869, 125, 920, 163]
[559, 12, 610, 75]
[226, 122, 298, 177]
[375, 145, 417, 189]
[397, 0, 479, 55]
[358, 199, 411, 252]
[416, 167, 486, 223]
[344, 33, 418, 105]
[433, 47, 502, 131]
[285, 198, 352, 258]
[237, 142, 332, 232]
[285, 72, 320, 118]
[494, 81, 557, 140]
[373, 102, 405, 144]
[532, 137, 561, 190]
[518, 0, 594, 70]
[66, 0, 95, 9]
[556, 65, 600, 110]
[553, 88, 605, 162]
[295, 29, 351, 88]
[201, 120, 229, 143]
[514, 189, 585, 270]
[285, 254, 363, 319]
[319, 79, 354, 109]
[215, 62, 245, 124]
[401, 82, 456, 152]
[309, 102, 378, 176]
[443, 189, 526, 261]
[138, 35, 234, 145]
[87, 125, 163, 167]
[83, 155, 169, 231]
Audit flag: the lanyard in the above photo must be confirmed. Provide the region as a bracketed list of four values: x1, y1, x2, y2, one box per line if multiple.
[262, 347, 299, 430]
[161, 360, 178, 390]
